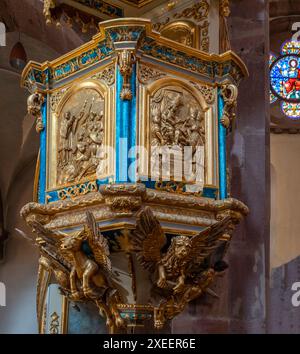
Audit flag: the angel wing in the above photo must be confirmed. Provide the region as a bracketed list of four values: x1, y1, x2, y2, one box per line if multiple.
[132, 207, 167, 271]
[186, 216, 232, 270]
[27, 219, 73, 272]
[84, 211, 112, 273]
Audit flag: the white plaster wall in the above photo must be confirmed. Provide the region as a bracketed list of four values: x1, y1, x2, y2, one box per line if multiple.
[271, 133, 300, 269]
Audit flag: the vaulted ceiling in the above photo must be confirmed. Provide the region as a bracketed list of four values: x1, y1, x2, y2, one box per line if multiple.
[0, 0, 89, 54]
[0, 0, 173, 54]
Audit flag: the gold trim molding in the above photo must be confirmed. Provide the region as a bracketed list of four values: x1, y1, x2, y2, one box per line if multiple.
[21, 18, 248, 93]
[21, 183, 249, 225]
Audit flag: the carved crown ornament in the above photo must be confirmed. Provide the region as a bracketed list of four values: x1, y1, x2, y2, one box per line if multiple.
[20, 18, 248, 334]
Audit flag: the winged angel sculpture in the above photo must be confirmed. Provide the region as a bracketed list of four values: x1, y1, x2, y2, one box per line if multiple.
[29, 211, 124, 329]
[132, 207, 232, 329]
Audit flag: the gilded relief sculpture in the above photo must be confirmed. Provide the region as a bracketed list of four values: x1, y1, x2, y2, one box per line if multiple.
[133, 207, 231, 329]
[29, 211, 124, 329]
[150, 87, 205, 148]
[20, 15, 248, 334]
[57, 89, 104, 185]
[150, 86, 205, 189]
[152, 0, 209, 51]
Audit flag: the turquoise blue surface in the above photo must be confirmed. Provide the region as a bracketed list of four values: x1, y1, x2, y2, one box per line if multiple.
[218, 90, 227, 199]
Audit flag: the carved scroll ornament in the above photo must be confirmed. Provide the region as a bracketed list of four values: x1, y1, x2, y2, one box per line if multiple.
[27, 92, 45, 133]
[220, 82, 238, 129]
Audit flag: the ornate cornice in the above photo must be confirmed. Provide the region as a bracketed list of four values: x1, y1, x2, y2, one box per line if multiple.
[21, 183, 249, 224]
[21, 18, 248, 93]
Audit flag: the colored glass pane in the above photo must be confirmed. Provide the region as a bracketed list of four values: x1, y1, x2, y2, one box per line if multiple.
[270, 92, 277, 103]
[281, 40, 300, 55]
[281, 101, 300, 119]
[270, 55, 300, 101]
[269, 53, 277, 65]
[270, 53, 277, 103]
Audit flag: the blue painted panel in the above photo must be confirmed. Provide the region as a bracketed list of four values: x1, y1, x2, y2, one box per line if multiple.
[128, 64, 137, 182]
[115, 64, 137, 183]
[202, 187, 218, 199]
[218, 90, 227, 199]
[38, 101, 47, 204]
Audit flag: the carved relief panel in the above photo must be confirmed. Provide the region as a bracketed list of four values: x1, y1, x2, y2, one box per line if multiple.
[57, 87, 104, 185]
[138, 72, 218, 192]
[48, 80, 112, 190]
[150, 85, 205, 149]
[149, 84, 205, 188]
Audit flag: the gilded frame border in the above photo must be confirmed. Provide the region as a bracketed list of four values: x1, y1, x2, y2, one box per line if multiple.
[137, 75, 219, 189]
[46, 79, 114, 191]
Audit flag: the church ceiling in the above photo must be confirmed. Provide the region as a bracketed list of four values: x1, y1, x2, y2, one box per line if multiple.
[41, 0, 170, 35]
[117, 0, 153, 7]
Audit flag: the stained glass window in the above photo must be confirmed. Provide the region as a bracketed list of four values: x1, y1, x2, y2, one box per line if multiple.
[270, 40, 300, 118]
[270, 55, 300, 101]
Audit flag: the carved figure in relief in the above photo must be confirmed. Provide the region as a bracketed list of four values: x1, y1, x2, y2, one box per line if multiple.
[162, 95, 185, 146]
[133, 207, 231, 328]
[187, 107, 205, 149]
[150, 88, 205, 149]
[154, 268, 216, 329]
[29, 211, 124, 329]
[58, 111, 76, 166]
[57, 90, 104, 185]
[150, 87, 205, 181]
